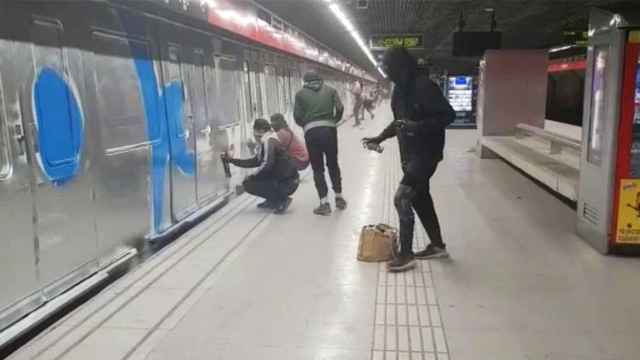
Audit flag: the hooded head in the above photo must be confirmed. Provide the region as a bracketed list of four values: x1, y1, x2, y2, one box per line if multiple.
[303, 71, 324, 92]
[382, 47, 417, 85]
[270, 113, 288, 131]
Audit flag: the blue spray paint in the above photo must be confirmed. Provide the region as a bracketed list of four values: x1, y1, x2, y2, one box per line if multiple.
[123, 17, 195, 233]
[33, 67, 84, 186]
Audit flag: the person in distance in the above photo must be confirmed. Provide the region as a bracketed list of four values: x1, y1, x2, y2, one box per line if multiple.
[362, 47, 455, 272]
[222, 119, 299, 214]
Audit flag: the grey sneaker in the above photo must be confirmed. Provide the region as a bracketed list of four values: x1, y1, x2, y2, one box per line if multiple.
[257, 200, 275, 209]
[335, 197, 347, 210]
[313, 203, 332, 216]
[387, 255, 416, 273]
[414, 244, 449, 259]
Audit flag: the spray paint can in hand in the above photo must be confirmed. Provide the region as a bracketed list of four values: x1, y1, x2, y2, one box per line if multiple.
[221, 153, 231, 178]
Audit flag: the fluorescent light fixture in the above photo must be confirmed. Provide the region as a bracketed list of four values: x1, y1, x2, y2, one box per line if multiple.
[549, 45, 574, 53]
[326, 2, 384, 78]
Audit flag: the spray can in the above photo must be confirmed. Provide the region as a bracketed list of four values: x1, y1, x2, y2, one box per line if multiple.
[221, 154, 231, 178]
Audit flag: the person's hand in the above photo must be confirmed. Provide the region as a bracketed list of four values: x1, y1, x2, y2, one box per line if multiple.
[220, 152, 231, 161]
[361, 137, 379, 147]
[362, 137, 383, 153]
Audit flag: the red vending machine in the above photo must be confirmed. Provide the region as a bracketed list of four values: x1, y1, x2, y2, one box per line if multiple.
[578, 8, 640, 254]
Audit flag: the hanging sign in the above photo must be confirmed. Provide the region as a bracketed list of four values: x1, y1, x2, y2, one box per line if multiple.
[370, 34, 424, 50]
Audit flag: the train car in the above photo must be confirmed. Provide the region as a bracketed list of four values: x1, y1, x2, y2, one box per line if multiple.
[0, 0, 374, 341]
[546, 46, 588, 126]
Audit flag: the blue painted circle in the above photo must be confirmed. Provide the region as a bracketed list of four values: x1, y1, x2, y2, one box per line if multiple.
[33, 67, 84, 185]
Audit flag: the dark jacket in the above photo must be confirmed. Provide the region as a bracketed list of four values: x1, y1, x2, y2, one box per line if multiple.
[229, 134, 298, 181]
[294, 73, 344, 133]
[379, 75, 455, 171]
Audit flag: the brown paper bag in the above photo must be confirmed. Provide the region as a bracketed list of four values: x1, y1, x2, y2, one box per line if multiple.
[357, 224, 398, 262]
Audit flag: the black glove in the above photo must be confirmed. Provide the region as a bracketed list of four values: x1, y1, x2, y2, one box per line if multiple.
[361, 136, 380, 146]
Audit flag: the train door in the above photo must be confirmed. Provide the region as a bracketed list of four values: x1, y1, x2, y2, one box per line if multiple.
[87, 29, 155, 247]
[160, 35, 198, 221]
[188, 48, 223, 204]
[0, 3, 43, 329]
[12, 9, 98, 298]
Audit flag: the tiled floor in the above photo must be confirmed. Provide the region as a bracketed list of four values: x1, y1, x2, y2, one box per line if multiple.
[9, 104, 640, 360]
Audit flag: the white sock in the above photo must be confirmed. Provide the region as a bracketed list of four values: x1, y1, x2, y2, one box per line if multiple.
[320, 197, 328, 205]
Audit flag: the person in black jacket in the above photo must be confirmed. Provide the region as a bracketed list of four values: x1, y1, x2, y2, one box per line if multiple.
[363, 47, 455, 272]
[222, 119, 299, 214]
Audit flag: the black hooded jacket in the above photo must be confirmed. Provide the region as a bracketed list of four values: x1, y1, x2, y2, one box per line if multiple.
[378, 65, 455, 172]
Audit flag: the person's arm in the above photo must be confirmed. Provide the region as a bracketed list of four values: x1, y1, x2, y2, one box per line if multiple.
[293, 92, 305, 127]
[228, 155, 260, 169]
[362, 120, 397, 147]
[333, 89, 344, 122]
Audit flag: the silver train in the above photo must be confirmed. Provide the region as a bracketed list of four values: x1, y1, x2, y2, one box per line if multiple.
[0, 0, 365, 336]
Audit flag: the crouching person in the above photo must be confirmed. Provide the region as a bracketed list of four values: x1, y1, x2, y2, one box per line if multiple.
[222, 119, 299, 214]
[270, 113, 309, 171]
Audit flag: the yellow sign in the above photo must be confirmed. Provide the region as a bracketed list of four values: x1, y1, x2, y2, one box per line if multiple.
[616, 179, 640, 244]
[629, 30, 640, 44]
[370, 35, 424, 50]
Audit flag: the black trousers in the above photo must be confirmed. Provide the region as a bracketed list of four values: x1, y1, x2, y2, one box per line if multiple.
[304, 127, 342, 199]
[243, 175, 299, 203]
[394, 161, 444, 256]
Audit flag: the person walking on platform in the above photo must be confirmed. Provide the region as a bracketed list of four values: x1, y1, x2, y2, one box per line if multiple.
[222, 119, 299, 214]
[294, 71, 347, 216]
[351, 80, 364, 127]
[363, 47, 455, 272]
[362, 88, 377, 121]
[270, 113, 309, 171]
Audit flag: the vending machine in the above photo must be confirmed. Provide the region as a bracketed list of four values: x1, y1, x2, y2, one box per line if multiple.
[577, 8, 640, 254]
[446, 76, 477, 128]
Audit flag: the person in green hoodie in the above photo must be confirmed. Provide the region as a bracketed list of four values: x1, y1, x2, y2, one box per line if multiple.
[294, 71, 346, 216]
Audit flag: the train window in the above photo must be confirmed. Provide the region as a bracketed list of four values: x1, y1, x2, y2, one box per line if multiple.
[241, 61, 253, 123]
[215, 57, 240, 126]
[251, 67, 263, 118]
[587, 46, 609, 167]
[164, 44, 191, 138]
[264, 64, 278, 114]
[92, 32, 150, 150]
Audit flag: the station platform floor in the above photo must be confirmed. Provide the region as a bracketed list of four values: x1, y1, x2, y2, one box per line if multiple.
[10, 104, 640, 360]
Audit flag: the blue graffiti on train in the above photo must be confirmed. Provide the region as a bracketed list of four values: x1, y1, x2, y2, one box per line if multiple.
[127, 39, 195, 233]
[33, 68, 84, 186]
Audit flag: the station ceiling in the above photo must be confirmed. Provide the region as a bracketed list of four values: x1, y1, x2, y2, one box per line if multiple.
[255, 0, 639, 75]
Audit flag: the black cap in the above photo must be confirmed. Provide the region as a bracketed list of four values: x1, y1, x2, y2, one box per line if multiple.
[270, 113, 287, 130]
[253, 118, 271, 132]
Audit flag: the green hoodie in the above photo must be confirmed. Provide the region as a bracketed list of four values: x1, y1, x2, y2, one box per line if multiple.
[294, 72, 344, 133]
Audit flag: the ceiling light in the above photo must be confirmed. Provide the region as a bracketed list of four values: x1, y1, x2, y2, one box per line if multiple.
[326, 2, 383, 78]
